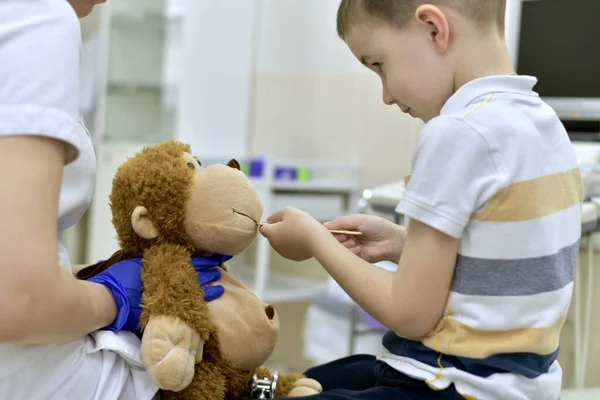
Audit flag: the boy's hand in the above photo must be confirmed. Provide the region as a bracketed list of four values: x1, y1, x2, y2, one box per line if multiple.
[259, 208, 329, 261]
[325, 215, 406, 264]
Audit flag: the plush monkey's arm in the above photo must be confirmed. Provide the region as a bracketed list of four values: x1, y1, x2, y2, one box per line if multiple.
[140, 243, 212, 392]
[139, 243, 211, 335]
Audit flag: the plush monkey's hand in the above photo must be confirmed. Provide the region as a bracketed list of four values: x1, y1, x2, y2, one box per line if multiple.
[269, 370, 323, 398]
[286, 378, 323, 397]
[141, 315, 204, 392]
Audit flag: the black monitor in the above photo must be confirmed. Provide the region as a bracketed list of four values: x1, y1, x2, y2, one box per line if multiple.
[516, 0, 600, 123]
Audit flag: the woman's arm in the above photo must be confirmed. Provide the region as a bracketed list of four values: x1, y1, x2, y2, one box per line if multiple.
[0, 136, 116, 344]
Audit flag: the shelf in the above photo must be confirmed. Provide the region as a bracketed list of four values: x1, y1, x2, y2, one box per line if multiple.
[110, 7, 167, 33]
[272, 181, 359, 192]
[107, 81, 164, 94]
[231, 265, 328, 304]
[250, 179, 359, 193]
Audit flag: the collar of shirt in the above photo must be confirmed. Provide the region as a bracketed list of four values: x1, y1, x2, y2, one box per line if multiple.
[440, 74, 539, 115]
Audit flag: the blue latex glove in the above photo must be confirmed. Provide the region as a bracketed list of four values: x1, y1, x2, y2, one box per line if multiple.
[88, 254, 233, 332]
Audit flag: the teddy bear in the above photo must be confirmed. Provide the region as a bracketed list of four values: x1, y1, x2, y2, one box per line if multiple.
[77, 141, 322, 399]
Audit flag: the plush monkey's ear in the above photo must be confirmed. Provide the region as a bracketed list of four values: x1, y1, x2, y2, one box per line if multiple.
[131, 206, 159, 240]
[227, 159, 241, 170]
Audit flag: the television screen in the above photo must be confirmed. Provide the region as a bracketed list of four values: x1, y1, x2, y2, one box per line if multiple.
[516, 0, 600, 99]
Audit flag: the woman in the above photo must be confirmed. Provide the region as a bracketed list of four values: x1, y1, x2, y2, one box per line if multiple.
[1, 1, 158, 398]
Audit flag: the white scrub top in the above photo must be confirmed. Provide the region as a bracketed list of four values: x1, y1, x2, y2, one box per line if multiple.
[0, 1, 158, 398]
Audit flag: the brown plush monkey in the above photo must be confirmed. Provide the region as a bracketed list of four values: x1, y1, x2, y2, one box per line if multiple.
[78, 141, 322, 399]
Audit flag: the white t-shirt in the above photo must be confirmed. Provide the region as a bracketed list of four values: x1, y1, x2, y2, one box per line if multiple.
[379, 75, 582, 399]
[0, 1, 157, 398]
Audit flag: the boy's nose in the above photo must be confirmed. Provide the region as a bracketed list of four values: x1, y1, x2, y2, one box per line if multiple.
[382, 85, 395, 106]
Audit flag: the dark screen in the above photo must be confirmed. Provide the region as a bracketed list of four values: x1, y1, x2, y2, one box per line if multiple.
[516, 0, 600, 98]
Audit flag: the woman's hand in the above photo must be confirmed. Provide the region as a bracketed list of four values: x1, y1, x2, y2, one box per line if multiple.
[88, 256, 226, 332]
[259, 208, 330, 262]
[325, 214, 406, 264]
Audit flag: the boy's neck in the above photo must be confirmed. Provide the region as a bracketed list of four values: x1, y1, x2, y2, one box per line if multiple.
[452, 33, 515, 93]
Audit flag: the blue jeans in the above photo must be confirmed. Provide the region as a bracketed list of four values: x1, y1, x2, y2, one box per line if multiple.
[287, 354, 464, 399]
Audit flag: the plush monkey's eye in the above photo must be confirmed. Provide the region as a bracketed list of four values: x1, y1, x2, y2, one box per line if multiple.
[187, 161, 195, 169]
[194, 157, 202, 167]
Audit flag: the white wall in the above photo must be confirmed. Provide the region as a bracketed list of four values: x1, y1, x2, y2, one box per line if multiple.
[505, 0, 524, 67]
[256, 0, 367, 75]
[251, 0, 422, 189]
[175, 1, 258, 160]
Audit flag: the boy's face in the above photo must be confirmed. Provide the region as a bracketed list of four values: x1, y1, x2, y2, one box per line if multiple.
[345, 19, 454, 122]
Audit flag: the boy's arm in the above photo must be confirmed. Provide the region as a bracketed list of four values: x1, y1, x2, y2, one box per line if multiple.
[263, 117, 501, 338]
[313, 118, 501, 338]
[313, 218, 458, 339]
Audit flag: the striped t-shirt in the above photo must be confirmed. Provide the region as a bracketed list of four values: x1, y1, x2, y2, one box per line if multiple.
[379, 75, 583, 400]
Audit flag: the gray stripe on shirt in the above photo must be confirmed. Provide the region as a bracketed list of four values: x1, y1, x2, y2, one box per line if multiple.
[452, 240, 579, 296]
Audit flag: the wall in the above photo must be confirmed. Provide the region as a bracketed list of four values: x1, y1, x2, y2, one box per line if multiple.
[175, 1, 257, 160]
[250, 0, 423, 189]
[505, 0, 524, 68]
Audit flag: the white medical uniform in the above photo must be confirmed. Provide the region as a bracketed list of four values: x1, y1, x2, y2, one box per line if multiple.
[0, 1, 158, 398]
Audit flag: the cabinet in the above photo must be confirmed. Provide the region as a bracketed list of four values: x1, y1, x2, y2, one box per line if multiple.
[94, 0, 258, 156]
[95, 0, 176, 144]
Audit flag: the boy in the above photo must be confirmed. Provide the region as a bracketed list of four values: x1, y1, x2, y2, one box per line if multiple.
[260, 0, 583, 399]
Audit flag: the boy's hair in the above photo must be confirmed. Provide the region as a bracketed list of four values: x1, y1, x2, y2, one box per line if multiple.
[336, 0, 507, 39]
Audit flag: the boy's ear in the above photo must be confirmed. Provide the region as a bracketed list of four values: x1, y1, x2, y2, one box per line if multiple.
[415, 4, 450, 53]
[131, 206, 159, 240]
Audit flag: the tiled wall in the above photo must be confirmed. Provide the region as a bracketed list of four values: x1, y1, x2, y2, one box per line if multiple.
[250, 0, 422, 189]
[88, 0, 422, 189]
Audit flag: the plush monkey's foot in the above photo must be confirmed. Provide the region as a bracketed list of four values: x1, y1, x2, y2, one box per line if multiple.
[286, 378, 323, 397]
[141, 315, 204, 392]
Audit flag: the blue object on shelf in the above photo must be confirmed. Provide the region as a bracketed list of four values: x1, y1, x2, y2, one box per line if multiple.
[245, 157, 312, 182]
[248, 158, 265, 178]
[274, 167, 298, 181]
